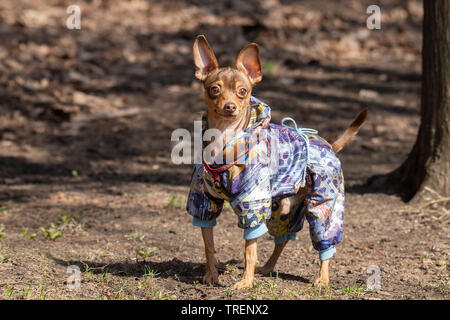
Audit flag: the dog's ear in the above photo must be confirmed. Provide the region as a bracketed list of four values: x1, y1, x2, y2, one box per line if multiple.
[236, 43, 262, 85]
[193, 35, 219, 81]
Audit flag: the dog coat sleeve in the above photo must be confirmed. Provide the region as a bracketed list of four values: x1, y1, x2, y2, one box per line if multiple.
[186, 164, 224, 222]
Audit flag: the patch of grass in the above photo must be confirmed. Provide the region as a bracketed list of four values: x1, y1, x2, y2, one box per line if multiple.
[168, 194, 184, 208]
[40, 223, 62, 240]
[250, 281, 263, 299]
[0, 254, 6, 263]
[0, 224, 5, 238]
[3, 285, 14, 299]
[114, 280, 129, 300]
[58, 215, 73, 224]
[262, 60, 276, 75]
[225, 284, 234, 298]
[137, 265, 161, 293]
[268, 272, 280, 300]
[98, 250, 110, 258]
[100, 268, 110, 282]
[144, 264, 160, 279]
[20, 228, 36, 240]
[308, 283, 332, 298]
[22, 282, 33, 299]
[339, 284, 373, 295]
[149, 286, 174, 300]
[0, 205, 8, 215]
[125, 228, 145, 241]
[224, 263, 239, 275]
[438, 274, 448, 295]
[38, 280, 49, 300]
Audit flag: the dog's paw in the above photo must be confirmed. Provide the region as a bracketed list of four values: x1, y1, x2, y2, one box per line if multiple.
[233, 278, 254, 290]
[202, 270, 219, 285]
[313, 276, 329, 289]
[256, 265, 274, 276]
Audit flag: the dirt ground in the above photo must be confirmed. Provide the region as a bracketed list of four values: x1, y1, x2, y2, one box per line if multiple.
[0, 0, 448, 300]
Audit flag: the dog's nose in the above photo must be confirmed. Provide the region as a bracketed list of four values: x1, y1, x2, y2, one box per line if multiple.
[224, 103, 237, 113]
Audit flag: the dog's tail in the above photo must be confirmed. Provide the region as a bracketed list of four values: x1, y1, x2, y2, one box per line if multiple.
[332, 108, 368, 153]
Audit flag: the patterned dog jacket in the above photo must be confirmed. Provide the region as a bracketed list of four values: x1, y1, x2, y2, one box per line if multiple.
[186, 97, 344, 260]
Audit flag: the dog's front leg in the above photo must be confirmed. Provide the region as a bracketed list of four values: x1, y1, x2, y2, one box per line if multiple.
[314, 259, 330, 288]
[233, 238, 257, 289]
[201, 227, 219, 284]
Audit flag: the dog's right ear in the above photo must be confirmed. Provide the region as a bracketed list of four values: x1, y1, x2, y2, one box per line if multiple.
[193, 35, 219, 81]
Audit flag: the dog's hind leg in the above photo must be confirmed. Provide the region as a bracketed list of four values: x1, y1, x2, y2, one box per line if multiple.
[201, 227, 219, 285]
[257, 240, 289, 275]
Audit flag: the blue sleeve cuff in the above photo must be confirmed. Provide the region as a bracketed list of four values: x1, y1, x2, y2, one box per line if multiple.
[274, 232, 297, 244]
[192, 217, 216, 228]
[243, 223, 268, 240]
[319, 245, 336, 261]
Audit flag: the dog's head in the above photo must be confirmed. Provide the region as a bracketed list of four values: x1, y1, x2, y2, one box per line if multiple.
[193, 35, 262, 121]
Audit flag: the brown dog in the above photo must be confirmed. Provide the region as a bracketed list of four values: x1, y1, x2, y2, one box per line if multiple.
[192, 35, 367, 289]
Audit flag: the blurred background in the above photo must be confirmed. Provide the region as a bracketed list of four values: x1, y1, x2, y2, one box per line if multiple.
[0, 0, 422, 187]
[2, 1, 444, 301]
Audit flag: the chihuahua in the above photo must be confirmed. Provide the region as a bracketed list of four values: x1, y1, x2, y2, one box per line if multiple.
[188, 35, 367, 289]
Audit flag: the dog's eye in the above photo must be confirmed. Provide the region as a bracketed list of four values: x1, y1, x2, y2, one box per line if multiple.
[237, 87, 247, 98]
[210, 86, 221, 96]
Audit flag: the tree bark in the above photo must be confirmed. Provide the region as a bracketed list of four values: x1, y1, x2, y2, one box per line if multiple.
[370, 0, 450, 201]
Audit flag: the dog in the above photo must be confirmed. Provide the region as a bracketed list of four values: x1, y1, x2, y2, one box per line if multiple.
[187, 35, 368, 289]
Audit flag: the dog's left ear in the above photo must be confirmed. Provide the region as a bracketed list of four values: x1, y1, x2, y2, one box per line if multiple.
[236, 43, 262, 85]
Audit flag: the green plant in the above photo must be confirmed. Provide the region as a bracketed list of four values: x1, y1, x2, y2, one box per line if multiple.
[3, 285, 14, 298]
[0, 224, 5, 238]
[126, 229, 145, 241]
[339, 284, 371, 294]
[149, 286, 171, 300]
[269, 272, 280, 300]
[20, 228, 28, 237]
[22, 282, 33, 299]
[98, 250, 110, 258]
[115, 280, 129, 300]
[101, 268, 109, 282]
[58, 215, 73, 223]
[144, 264, 160, 279]
[20, 228, 36, 239]
[137, 247, 158, 259]
[168, 194, 184, 208]
[308, 283, 332, 297]
[38, 280, 48, 300]
[438, 274, 448, 294]
[40, 223, 62, 240]
[263, 60, 276, 75]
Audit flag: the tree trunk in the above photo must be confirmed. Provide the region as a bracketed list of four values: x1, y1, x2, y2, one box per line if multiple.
[370, 0, 450, 201]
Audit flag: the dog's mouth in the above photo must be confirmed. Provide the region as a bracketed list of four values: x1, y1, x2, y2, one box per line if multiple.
[215, 109, 238, 118]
